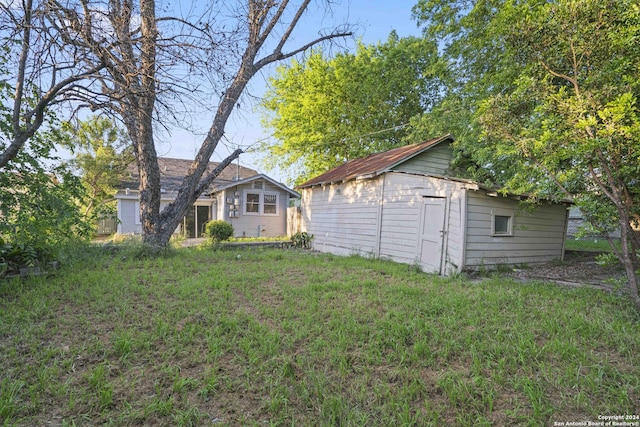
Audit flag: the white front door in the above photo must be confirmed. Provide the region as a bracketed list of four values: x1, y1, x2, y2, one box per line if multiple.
[418, 197, 446, 273]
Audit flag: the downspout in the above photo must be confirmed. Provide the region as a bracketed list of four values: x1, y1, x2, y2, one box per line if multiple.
[459, 187, 468, 271]
[561, 205, 570, 262]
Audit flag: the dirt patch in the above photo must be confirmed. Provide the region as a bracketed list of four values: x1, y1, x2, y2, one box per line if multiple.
[494, 251, 626, 291]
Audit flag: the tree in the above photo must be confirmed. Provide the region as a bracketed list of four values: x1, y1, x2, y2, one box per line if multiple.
[0, 48, 90, 260]
[406, 0, 524, 183]
[4, 0, 351, 250]
[260, 32, 441, 184]
[413, 0, 640, 303]
[0, 0, 105, 170]
[63, 116, 134, 219]
[0, 85, 91, 260]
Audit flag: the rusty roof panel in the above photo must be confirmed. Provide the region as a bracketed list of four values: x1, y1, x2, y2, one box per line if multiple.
[296, 135, 453, 189]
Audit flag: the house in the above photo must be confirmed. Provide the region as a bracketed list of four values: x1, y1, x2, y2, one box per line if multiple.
[296, 135, 571, 274]
[208, 173, 300, 238]
[115, 158, 298, 238]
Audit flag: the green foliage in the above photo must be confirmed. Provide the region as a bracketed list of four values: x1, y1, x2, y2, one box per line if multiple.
[0, 238, 40, 275]
[62, 116, 134, 220]
[289, 231, 313, 249]
[204, 220, 234, 242]
[259, 32, 441, 184]
[413, 0, 640, 298]
[0, 65, 91, 261]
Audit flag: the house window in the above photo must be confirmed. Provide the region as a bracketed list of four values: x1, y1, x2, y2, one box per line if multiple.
[252, 180, 263, 190]
[246, 193, 260, 213]
[244, 191, 278, 216]
[492, 214, 513, 236]
[264, 193, 277, 214]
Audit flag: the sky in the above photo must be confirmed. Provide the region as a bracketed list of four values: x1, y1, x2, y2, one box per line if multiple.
[157, 0, 424, 184]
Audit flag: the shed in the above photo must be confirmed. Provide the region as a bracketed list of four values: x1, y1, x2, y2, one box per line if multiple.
[296, 135, 570, 274]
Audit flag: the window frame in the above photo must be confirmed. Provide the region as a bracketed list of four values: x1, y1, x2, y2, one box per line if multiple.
[243, 190, 279, 216]
[491, 211, 514, 236]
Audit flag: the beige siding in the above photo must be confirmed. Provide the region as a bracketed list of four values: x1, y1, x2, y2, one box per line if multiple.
[301, 178, 381, 256]
[390, 143, 453, 176]
[223, 181, 289, 237]
[464, 191, 568, 267]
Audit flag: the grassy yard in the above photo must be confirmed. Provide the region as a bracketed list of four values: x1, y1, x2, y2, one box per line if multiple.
[1, 246, 639, 426]
[564, 238, 619, 253]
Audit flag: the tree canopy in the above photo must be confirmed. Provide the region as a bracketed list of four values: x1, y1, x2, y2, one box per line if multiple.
[412, 0, 640, 302]
[259, 32, 441, 184]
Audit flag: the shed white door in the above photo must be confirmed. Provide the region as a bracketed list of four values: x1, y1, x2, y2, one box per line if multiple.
[418, 197, 446, 273]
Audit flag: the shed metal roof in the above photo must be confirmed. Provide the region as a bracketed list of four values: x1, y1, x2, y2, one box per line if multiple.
[296, 135, 453, 189]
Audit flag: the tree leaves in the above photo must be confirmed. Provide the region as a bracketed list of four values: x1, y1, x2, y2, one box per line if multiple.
[259, 33, 440, 184]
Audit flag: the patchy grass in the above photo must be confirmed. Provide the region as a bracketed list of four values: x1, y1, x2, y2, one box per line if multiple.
[1, 246, 639, 426]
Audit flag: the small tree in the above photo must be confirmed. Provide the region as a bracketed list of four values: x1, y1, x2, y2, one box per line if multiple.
[62, 116, 134, 220]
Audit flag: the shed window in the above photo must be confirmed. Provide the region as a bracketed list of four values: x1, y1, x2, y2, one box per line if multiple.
[244, 191, 278, 216]
[492, 214, 513, 236]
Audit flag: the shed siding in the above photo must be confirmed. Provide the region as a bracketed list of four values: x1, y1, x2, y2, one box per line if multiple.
[301, 178, 381, 256]
[390, 144, 453, 176]
[464, 191, 567, 267]
[378, 173, 464, 274]
[301, 172, 467, 273]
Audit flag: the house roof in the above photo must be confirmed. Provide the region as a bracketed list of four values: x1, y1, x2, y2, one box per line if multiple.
[210, 174, 299, 198]
[296, 135, 453, 189]
[119, 157, 258, 192]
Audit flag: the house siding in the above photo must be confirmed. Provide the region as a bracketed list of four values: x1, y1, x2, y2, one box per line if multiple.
[118, 198, 140, 234]
[390, 143, 453, 176]
[300, 172, 467, 274]
[464, 191, 568, 267]
[223, 181, 289, 238]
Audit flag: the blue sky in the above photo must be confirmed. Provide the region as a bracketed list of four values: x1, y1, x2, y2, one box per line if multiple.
[159, 1, 423, 182]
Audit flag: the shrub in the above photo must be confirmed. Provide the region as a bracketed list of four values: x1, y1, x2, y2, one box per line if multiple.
[204, 220, 234, 242]
[290, 231, 313, 249]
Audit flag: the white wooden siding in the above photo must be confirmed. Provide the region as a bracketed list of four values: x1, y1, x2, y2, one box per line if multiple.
[390, 144, 453, 176]
[301, 178, 381, 256]
[301, 172, 467, 274]
[117, 199, 142, 234]
[464, 191, 568, 267]
[378, 173, 464, 274]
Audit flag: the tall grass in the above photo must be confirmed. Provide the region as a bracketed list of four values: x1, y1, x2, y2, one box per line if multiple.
[1, 245, 638, 426]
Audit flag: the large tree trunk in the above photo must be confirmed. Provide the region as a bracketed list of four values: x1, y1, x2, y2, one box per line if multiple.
[617, 210, 640, 308]
[137, 0, 163, 249]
